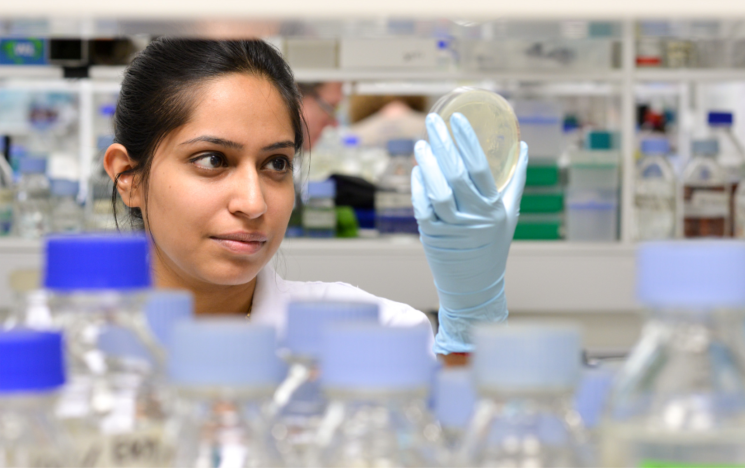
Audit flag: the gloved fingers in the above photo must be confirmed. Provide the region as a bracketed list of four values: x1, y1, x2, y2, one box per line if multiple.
[500, 141, 529, 223]
[426, 113, 485, 212]
[413, 140, 461, 224]
[411, 165, 436, 223]
[450, 112, 499, 201]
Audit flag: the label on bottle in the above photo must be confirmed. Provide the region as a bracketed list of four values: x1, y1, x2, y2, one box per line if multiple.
[302, 208, 336, 229]
[641, 461, 736, 468]
[684, 190, 729, 218]
[376, 192, 413, 210]
[75, 429, 169, 468]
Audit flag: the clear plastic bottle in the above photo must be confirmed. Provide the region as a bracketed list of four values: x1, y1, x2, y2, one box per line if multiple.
[431, 87, 521, 192]
[375, 139, 418, 235]
[707, 112, 745, 236]
[41, 234, 169, 467]
[49, 179, 83, 233]
[272, 301, 379, 466]
[634, 138, 676, 240]
[316, 323, 445, 467]
[433, 368, 477, 451]
[303, 180, 336, 238]
[166, 320, 284, 467]
[683, 139, 730, 237]
[0, 330, 72, 467]
[13, 157, 50, 238]
[601, 242, 745, 467]
[458, 323, 589, 467]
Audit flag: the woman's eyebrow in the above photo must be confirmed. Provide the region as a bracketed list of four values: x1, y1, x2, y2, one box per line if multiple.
[262, 140, 295, 151]
[180, 136, 244, 149]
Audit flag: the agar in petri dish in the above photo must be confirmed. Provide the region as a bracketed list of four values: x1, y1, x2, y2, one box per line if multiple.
[431, 87, 521, 193]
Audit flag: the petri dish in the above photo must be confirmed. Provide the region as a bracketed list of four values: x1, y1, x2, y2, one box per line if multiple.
[431, 87, 521, 193]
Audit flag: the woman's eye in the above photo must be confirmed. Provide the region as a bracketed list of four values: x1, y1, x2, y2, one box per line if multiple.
[267, 157, 291, 173]
[192, 153, 226, 170]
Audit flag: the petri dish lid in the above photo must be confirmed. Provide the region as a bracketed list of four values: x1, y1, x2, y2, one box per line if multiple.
[431, 87, 521, 193]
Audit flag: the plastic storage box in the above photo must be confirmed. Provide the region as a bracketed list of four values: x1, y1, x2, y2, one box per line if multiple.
[514, 100, 562, 159]
[568, 150, 620, 190]
[565, 189, 618, 241]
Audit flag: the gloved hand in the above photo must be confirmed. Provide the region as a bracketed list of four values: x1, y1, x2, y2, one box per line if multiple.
[412, 112, 528, 355]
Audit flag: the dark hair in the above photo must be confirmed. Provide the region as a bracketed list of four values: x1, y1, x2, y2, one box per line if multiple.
[112, 38, 305, 230]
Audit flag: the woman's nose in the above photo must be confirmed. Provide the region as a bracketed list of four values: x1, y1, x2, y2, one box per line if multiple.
[227, 167, 267, 219]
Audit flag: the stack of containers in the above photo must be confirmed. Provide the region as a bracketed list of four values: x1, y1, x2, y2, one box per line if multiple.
[566, 130, 621, 241]
[514, 100, 565, 240]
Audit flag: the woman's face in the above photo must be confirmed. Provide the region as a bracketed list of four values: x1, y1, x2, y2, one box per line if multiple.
[141, 73, 296, 287]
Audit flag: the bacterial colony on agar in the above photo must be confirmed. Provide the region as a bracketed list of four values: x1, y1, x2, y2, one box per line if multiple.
[431, 87, 521, 193]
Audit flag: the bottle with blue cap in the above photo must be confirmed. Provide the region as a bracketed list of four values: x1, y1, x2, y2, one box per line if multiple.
[303, 180, 336, 238]
[165, 320, 284, 467]
[458, 323, 590, 467]
[707, 111, 745, 237]
[42, 234, 169, 467]
[0, 330, 72, 467]
[315, 322, 445, 467]
[433, 368, 477, 450]
[684, 139, 730, 237]
[49, 179, 83, 233]
[376, 139, 419, 235]
[271, 301, 379, 466]
[13, 157, 50, 238]
[601, 241, 745, 467]
[634, 137, 676, 240]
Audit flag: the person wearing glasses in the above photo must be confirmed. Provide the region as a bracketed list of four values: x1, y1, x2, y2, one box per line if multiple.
[297, 82, 343, 150]
[103, 39, 528, 363]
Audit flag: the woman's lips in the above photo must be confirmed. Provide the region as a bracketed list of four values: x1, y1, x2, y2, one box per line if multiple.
[210, 232, 268, 255]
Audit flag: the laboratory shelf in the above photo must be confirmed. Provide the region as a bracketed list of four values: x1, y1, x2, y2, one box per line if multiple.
[634, 68, 745, 82]
[0, 66, 63, 79]
[293, 69, 625, 83]
[0, 237, 637, 314]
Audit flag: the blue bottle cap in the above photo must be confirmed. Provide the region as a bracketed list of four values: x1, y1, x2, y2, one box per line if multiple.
[18, 157, 47, 174]
[342, 135, 360, 147]
[168, 320, 284, 388]
[472, 323, 582, 392]
[640, 138, 670, 155]
[573, 366, 615, 429]
[145, 290, 194, 346]
[44, 234, 152, 291]
[321, 323, 435, 391]
[49, 179, 79, 197]
[0, 330, 65, 393]
[708, 111, 733, 126]
[692, 139, 719, 156]
[637, 241, 745, 309]
[386, 139, 416, 156]
[285, 301, 379, 358]
[433, 368, 477, 430]
[307, 180, 336, 199]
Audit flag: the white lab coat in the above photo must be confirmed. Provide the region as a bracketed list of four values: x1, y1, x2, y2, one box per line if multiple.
[250, 265, 434, 344]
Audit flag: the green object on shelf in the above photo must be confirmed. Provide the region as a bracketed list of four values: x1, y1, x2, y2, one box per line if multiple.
[520, 189, 564, 213]
[514, 215, 563, 240]
[525, 162, 560, 187]
[335, 206, 358, 238]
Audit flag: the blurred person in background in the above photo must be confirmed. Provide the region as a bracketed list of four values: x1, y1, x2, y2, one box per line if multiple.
[298, 82, 343, 150]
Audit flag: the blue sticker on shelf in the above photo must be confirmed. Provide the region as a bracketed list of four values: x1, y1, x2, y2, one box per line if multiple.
[0, 38, 47, 65]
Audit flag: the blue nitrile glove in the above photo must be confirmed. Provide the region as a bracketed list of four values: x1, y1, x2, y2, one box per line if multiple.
[412, 112, 528, 355]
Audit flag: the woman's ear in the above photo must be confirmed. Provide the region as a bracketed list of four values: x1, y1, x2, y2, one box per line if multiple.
[103, 143, 142, 209]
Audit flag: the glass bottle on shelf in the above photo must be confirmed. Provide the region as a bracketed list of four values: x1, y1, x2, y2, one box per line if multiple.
[375, 139, 418, 235]
[49, 179, 83, 233]
[303, 180, 336, 238]
[0, 153, 13, 236]
[634, 137, 676, 240]
[457, 323, 590, 467]
[601, 242, 745, 467]
[683, 139, 730, 238]
[13, 157, 50, 239]
[706, 111, 745, 237]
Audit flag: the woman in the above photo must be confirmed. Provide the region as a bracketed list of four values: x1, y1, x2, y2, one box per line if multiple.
[104, 39, 528, 360]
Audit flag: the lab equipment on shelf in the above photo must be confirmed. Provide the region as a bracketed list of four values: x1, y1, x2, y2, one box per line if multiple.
[316, 323, 444, 467]
[0, 156, 12, 236]
[40, 234, 168, 467]
[375, 139, 418, 235]
[457, 323, 590, 467]
[431, 87, 521, 192]
[86, 152, 119, 232]
[707, 111, 745, 236]
[683, 139, 730, 238]
[272, 301, 379, 466]
[49, 179, 83, 233]
[433, 368, 477, 450]
[514, 100, 562, 160]
[634, 138, 676, 240]
[166, 320, 284, 468]
[601, 242, 745, 467]
[0, 330, 71, 468]
[565, 149, 620, 242]
[303, 180, 337, 238]
[13, 157, 50, 238]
